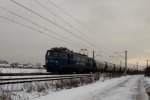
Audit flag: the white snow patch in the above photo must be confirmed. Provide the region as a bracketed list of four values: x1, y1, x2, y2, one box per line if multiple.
[33, 75, 140, 100]
[0, 68, 46, 73]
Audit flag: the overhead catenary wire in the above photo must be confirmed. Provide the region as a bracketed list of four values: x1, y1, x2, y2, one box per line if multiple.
[34, 0, 114, 56]
[9, 0, 103, 52]
[2, 0, 121, 63]
[34, 0, 71, 29]
[34, 0, 96, 44]
[11, 0, 118, 59]
[0, 6, 86, 48]
[46, 0, 123, 52]
[0, 0, 143, 67]
[0, 15, 82, 48]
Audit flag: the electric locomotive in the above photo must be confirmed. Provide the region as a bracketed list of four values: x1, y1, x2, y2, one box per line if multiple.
[45, 47, 96, 73]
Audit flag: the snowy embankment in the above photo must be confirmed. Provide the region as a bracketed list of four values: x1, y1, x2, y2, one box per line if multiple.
[0, 73, 100, 100]
[144, 77, 150, 95]
[33, 75, 138, 100]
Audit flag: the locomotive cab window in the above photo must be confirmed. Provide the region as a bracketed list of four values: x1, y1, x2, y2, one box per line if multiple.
[46, 51, 64, 58]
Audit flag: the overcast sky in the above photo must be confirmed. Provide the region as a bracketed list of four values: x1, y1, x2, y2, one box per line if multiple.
[0, 0, 150, 69]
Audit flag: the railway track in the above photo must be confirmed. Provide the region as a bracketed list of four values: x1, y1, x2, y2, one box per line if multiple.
[0, 73, 96, 85]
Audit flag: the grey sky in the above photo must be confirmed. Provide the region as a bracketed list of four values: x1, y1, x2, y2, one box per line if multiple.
[0, 0, 150, 69]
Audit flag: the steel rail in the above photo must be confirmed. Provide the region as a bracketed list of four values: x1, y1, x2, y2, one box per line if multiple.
[0, 73, 94, 76]
[0, 73, 95, 85]
[0, 74, 92, 81]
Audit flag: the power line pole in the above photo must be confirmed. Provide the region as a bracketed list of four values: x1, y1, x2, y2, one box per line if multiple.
[124, 50, 127, 75]
[146, 60, 149, 68]
[145, 60, 149, 77]
[114, 50, 127, 75]
[93, 51, 95, 59]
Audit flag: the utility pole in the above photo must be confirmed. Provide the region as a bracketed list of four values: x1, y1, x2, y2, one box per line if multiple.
[124, 50, 127, 75]
[93, 51, 95, 59]
[147, 60, 149, 68]
[145, 60, 149, 77]
[146, 60, 149, 69]
[114, 50, 127, 75]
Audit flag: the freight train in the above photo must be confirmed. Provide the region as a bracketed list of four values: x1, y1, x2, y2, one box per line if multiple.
[44, 47, 140, 74]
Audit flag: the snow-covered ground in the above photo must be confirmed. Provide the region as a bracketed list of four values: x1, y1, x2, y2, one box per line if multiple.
[0, 68, 47, 73]
[144, 77, 150, 96]
[0, 73, 101, 100]
[33, 75, 149, 100]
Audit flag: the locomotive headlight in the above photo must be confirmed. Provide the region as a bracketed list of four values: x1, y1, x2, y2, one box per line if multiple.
[55, 61, 58, 63]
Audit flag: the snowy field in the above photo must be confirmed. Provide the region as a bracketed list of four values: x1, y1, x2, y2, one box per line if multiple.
[0, 68, 47, 73]
[34, 75, 149, 100]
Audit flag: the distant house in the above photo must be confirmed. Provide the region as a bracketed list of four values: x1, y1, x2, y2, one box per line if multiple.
[0, 63, 10, 67]
[27, 63, 34, 68]
[18, 64, 23, 68]
[0, 63, 6, 67]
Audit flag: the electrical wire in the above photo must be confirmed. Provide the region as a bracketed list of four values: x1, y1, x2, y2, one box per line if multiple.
[6, 0, 122, 63]
[46, 0, 123, 52]
[0, 6, 86, 48]
[0, 15, 82, 48]
[9, 0, 103, 52]
[34, 0, 114, 56]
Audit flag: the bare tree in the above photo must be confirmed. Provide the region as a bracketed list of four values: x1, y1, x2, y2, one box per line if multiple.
[11, 62, 19, 68]
[0, 60, 8, 64]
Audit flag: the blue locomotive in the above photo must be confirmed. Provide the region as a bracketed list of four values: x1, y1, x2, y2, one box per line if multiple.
[45, 47, 96, 73]
[45, 47, 125, 73]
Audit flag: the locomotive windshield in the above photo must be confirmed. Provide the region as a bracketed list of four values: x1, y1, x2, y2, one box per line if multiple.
[46, 50, 64, 58]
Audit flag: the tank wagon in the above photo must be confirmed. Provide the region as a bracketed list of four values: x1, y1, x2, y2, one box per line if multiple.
[95, 60, 106, 72]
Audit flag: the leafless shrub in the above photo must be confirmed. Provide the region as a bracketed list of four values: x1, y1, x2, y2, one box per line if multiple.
[55, 81, 64, 90]
[0, 74, 99, 100]
[0, 93, 12, 100]
[37, 84, 46, 92]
